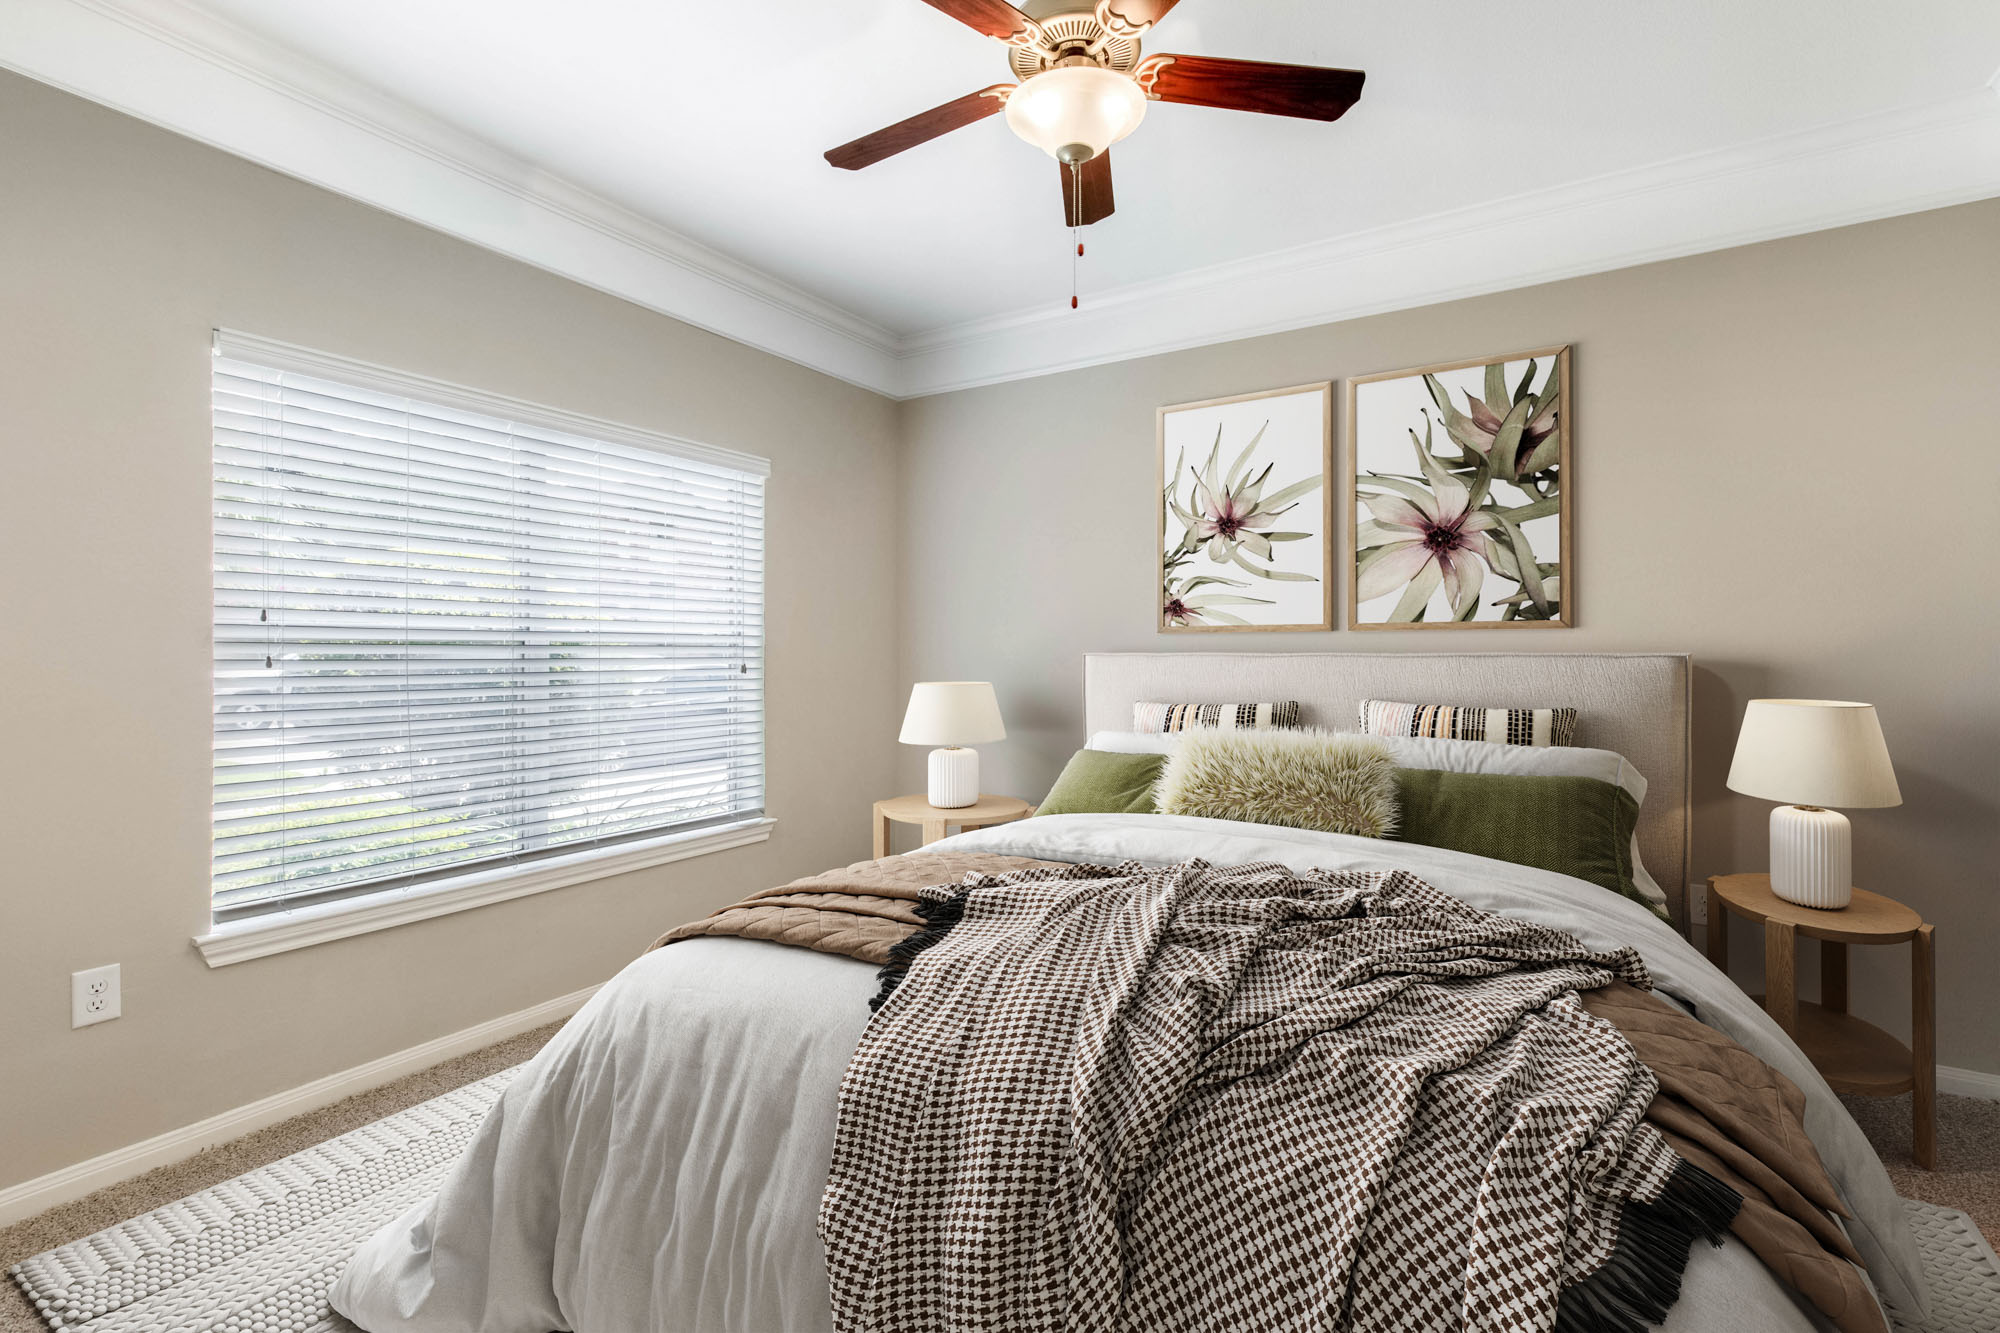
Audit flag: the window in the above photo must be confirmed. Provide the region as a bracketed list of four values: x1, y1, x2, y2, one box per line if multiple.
[211, 332, 766, 924]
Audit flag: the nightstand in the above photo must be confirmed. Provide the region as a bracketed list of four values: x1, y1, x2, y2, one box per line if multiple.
[873, 794, 1034, 858]
[1706, 873, 1935, 1168]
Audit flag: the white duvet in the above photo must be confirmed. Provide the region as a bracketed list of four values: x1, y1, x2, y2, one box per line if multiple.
[332, 815, 1926, 1333]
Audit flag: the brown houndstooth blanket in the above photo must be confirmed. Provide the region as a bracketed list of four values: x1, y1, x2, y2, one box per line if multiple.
[819, 858, 1743, 1333]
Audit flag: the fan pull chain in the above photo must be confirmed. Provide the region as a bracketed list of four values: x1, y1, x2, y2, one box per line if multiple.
[1068, 158, 1083, 310]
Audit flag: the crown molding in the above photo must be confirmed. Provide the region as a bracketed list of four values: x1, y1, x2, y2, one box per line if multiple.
[4, 0, 1998, 401]
[0, 0, 904, 394]
[892, 84, 2000, 395]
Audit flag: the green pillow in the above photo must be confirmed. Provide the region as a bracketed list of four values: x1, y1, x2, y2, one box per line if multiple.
[1037, 750, 1165, 816]
[1390, 768, 1655, 914]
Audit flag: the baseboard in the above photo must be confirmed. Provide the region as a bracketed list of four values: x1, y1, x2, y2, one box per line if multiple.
[1939, 1064, 2000, 1102]
[0, 983, 599, 1228]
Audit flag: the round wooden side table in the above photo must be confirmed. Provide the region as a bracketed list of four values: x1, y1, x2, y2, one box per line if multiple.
[1705, 872, 1935, 1168]
[872, 794, 1034, 859]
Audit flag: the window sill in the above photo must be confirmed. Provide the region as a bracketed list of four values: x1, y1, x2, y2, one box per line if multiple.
[192, 817, 777, 967]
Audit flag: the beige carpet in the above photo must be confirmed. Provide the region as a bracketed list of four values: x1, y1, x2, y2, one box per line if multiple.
[1842, 1092, 2000, 1248]
[0, 1022, 562, 1333]
[3, 1023, 1993, 1332]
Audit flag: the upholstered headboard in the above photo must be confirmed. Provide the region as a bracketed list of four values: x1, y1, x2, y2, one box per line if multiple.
[1083, 652, 1693, 925]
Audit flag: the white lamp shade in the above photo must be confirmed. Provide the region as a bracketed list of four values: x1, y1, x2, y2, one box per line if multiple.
[899, 682, 1006, 747]
[1726, 699, 1901, 809]
[1004, 66, 1147, 161]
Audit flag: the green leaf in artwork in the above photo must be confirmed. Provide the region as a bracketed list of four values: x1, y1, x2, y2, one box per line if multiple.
[1263, 530, 1312, 542]
[1488, 394, 1537, 484]
[1236, 461, 1276, 506]
[1228, 547, 1319, 581]
[1258, 474, 1324, 509]
[1484, 362, 1508, 416]
[1495, 515, 1550, 612]
[1534, 359, 1561, 422]
[1494, 496, 1560, 524]
[1387, 558, 1443, 622]
[1407, 421, 1456, 494]
[1356, 474, 1437, 507]
[1516, 424, 1561, 477]
[1353, 519, 1402, 550]
[1224, 421, 1269, 492]
[1514, 358, 1537, 405]
[1517, 361, 1562, 476]
[1425, 374, 1487, 457]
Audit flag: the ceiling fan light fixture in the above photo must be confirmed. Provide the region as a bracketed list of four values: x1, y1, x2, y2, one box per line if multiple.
[1004, 65, 1147, 163]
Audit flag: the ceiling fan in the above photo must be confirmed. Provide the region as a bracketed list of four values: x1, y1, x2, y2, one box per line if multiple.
[825, 0, 1366, 229]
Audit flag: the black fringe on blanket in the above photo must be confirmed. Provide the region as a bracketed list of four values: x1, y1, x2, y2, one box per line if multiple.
[869, 891, 970, 1012]
[1554, 1157, 1742, 1333]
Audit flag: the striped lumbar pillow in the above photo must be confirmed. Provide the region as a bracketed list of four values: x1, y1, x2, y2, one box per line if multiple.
[1134, 700, 1302, 733]
[1359, 699, 1578, 748]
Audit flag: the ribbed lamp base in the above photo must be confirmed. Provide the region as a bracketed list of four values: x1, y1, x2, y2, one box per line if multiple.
[927, 747, 980, 809]
[1769, 804, 1853, 909]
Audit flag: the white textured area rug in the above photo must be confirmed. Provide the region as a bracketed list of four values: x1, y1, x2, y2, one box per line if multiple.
[8, 1069, 514, 1333]
[9, 1062, 2000, 1333]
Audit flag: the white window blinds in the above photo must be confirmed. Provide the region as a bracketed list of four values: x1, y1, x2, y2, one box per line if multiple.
[211, 333, 767, 923]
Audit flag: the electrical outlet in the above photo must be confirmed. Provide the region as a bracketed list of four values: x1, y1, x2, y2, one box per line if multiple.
[71, 964, 121, 1029]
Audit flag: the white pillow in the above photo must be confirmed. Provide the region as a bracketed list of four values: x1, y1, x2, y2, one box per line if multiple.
[1085, 729, 1669, 914]
[1088, 729, 1182, 756]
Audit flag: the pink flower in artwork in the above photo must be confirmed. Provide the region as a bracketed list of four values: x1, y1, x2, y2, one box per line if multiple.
[1355, 473, 1501, 622]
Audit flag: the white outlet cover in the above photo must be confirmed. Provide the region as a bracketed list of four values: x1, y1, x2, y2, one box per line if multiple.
[71, 964, 121, 1028]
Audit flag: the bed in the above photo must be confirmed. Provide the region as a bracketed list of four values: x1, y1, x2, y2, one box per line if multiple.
[330, 652, 1926, 1333]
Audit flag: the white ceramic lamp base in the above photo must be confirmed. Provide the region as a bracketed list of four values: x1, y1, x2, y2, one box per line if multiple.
[1769, 804, 1852, 909]
[927, 747, 980, 809]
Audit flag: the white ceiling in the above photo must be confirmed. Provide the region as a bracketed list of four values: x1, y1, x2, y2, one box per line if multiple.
[7, 0, 2000, 394]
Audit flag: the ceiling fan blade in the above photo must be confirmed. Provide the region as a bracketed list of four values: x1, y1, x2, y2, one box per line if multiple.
[920, 0, 1046, 46]
[1094, 0, 1182, 38]
[1134, 54, 1365, 122]
[1059, 150, 1115, 226]
[825, 85, 1013, 170]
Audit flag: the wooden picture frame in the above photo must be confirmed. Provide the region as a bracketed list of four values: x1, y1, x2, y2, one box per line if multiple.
[1158, 381, 1333, 633]
[1344, 345, 1572, 630]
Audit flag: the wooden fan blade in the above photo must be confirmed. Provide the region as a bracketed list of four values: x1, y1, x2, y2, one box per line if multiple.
[1094, 0, 1182, 38]
[1059, 151, 1115, 226]
[920, 0, 1046, 45]
[825, 85, 1013, 170]
[1134, 54, 1365, 122]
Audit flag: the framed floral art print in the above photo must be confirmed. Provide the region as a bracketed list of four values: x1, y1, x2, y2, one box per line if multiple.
[1158, 382, 1332, 633]
[1345, 346, 1571, 629]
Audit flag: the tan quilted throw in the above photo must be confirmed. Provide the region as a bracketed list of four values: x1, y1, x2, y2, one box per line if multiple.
[650, 851, 1062, 964]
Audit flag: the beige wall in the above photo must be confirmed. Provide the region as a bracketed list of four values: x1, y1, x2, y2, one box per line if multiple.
[898, 199, 2000, 1076]
[0, 72, 901, 1187]
[4, 62, 1997, 1199]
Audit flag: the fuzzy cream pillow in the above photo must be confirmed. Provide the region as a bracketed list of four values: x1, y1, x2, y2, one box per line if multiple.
[1154, 729, 1398, 838]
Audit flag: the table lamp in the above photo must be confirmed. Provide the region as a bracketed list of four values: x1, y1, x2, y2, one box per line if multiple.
[900, 682, 1006, 809]
[1725, 699, 1901, 909]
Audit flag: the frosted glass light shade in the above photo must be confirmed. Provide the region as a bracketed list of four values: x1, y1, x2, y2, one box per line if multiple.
[1726, 700, 1901, 809]
[1004, 66, 1147, 162]
[899, 682, 1006, 747]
